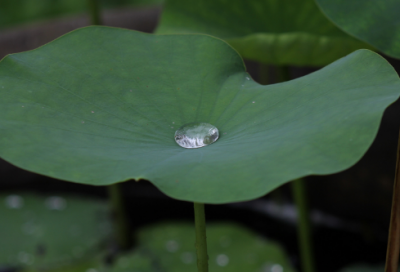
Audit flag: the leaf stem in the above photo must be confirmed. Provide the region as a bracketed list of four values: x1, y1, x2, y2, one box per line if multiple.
[194, 202, 209, 272]
[385, 130, 400, 272]
[108, 183, 131, 250]
[291, 179, 315, 272]
[88, 0, 102, 25]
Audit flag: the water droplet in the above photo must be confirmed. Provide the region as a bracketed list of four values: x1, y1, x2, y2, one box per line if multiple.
[181, 252, 194, 264]
[271, 264, 283, 272]
[165, 240, 179, 252]
[91, 111, 94, 113]
[262, 263, 284, 272]
[18, 251, 34, 265]
[5, 195, 24, 209]
[216, 254, 229, 266]
[86, 268, 98, 272]
[252, 101, 255, 103]
[45, 196, 66, 210]
[174, 122, 219, 149]
[130, 90, 132, 92]
[246, 77, 250, 80]
[22, 105, 24, 107]
[172, 122, 175, 124]
[81, 121, 85, 124]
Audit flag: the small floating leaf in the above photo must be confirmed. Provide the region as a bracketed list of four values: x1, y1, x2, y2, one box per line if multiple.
[0, 193, 111, 269]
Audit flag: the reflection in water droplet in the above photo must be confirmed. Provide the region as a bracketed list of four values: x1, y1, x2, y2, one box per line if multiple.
[271, 264, 283, 272]
[262, 263, 284, 272]
[252, 101, 255, 103]
[45, 196, 66, 210]
[165, 240, 179, 252]
[5, 195, 24, 209]
[86, 268, 98, 272]
[216, 254, 229, 267]
[181, 252, 194, 264]
[174, 122, 219, 149]
[18, 251, 34, 265]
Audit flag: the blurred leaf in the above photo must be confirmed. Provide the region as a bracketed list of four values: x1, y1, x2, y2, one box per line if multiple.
[0, 0, 163, 29]
[0, 27, 400, 203]
[111, 222, 296, 272]
[156, 0, 373, 66]
[316, 0, 400, 59]
[0, 193, 111, 269]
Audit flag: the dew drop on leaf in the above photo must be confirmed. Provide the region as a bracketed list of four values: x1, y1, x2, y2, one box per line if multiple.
[216, 254, 229, 266]
[45, 196, 66, 210]
[5, 195, 24, 209]
[271, 264, 283, 272]
[174, 122, 219, 149]
[165, 240, 179, 252]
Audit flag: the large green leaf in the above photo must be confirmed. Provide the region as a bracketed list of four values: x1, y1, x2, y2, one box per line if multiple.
[0, 26, 399, 203]
[112, 222, 295, 272]
[0, 193, 111, 269]
[156, 0, 373, 66]
[316, 0, 400, 59]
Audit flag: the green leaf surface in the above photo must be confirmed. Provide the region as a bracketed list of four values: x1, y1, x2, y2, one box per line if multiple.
[316, 0, 400, 59]
[0, 26, 399, 203]
[0, 193, 111, 269]
[111, 222, 296, 272]
[156, 0, 373, 66]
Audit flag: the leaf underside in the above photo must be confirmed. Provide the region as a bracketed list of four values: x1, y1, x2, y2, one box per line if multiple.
[316, 0, 400, 59]
[156, 0, 373, 66]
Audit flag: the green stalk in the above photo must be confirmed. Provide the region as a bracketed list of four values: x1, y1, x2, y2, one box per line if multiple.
[88, 0, 102, 25]
[194, 202, 209, 272]
[277, 65, 315, 272]
[108, 184, 132, 250]
[291, 179, 315, 272]
[86, 0, 131, 251]
[385, 130, 400, 272]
